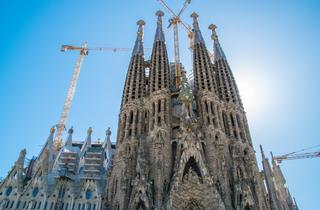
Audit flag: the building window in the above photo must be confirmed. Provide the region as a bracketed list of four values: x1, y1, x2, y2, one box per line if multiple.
[10, 201, 14, 208]
[16, 201, 21, 209]
[85, 189, 93, 200]
[5, 186, 13, 196]
[33, 201, 37, 209]
[32, 187, 39, 197]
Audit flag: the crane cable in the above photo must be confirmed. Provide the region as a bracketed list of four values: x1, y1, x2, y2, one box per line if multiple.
[282, 144, 320, 157]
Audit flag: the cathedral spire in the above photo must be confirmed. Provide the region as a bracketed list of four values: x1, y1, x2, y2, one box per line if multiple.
[208, 24, 226, 62]
[260, 145, 283, 210]
[191, 12, 205, 44]
[65, 126, 74, 147]
[149, 11, 170, 93]
[121, 20, 146, 105]
[103, 127, 112, 158]
[155, 10, 165, 42]
[190, 12, 216, 93]
[46, 127, 55, 156]
[85, 127, 92, 148]
[209, 23, 242, 106]
[132, 20, 145, 56]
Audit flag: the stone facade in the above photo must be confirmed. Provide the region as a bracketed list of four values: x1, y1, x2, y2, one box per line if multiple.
[0, 127, 115, 210]
[104, 11, 299, 210]
[0, 10, 298, 210]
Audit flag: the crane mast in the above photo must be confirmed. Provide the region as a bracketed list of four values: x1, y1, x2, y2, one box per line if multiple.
[54, 44, 138, 150]
[157, 0, 192, 88]
[172, 19, 181, 86]
[54, 43, 88, 150]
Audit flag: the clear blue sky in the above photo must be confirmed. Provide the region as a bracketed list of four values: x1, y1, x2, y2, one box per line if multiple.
[0, 0, 319, 209]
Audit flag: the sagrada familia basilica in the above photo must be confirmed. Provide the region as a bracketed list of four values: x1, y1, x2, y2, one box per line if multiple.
[0, 9, 299, 210]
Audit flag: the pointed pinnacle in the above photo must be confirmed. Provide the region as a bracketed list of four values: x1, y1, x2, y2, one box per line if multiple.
[106, 127, 111, 136]
[190, 12, 199, 19]
[87, 127, 93, 135]
[156, 10, 164, 26]
[260, 145, 266, 159]
[137, 19, 146, 26]
[68, 126, 74, 134]
[156, 10, 164, 17]
[208, 24, 217, 31]
[209, 24, 218, 41]
[50, 126, 55, 134]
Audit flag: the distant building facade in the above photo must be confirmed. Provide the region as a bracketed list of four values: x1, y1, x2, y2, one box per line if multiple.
[0, 10, 298, 210]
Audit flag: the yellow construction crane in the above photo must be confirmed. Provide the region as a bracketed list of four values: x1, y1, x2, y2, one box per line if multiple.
[273, 145, 320, 164]
[54, 43, 141, 150]
[157, 0, 193, 87]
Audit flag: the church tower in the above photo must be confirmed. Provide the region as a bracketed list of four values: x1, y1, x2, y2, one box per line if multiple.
[106, 11, 298, 210]
[0, 9, 299, 210]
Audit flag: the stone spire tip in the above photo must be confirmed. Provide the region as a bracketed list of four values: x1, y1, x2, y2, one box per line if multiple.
[106, 127, 111, 136]
[137, 19, 145, 26]
[68, 126, 74, 134]
[154, 11, 165, 42]
[190, 12, 204, 44]
[208, 24, 217, 31]
[50, 127, 55, 134]
[87, 127, 93, 135]
[156, 10, 164, 17]
[190, 12, 199, 19]
[260, 145, 266, 159]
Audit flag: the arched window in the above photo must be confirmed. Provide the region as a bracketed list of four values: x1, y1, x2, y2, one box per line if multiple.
[85, 189, 93, 200]
[222, 112, 230, 136]
[129, 111, 134, 124]
[158, 100, 161, 112]
[32, 187, 39, 197]
[5, 186, 12, 196]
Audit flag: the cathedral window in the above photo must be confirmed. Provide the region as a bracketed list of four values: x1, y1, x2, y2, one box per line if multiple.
[16, 201, 21, 209]
[87, 203, 92, 210]
[205, 101, 209, 113]
[230, 113, 235, 127]
[5, 200, 9, 208]
[210, 102, 214, 114]
[5, 186, 12, 196]
[222, 112, 230, 136]
[129, 111, 133, 124]
[158, 100, 161, 112]
[85, 189, 93, 199]
[32, 187, 39, 197]
[10, 201, 14, 208]
[37, 202, 41, 209]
